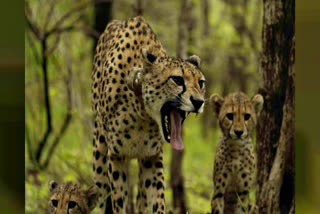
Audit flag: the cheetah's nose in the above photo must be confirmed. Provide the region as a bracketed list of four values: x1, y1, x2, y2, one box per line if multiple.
[190, 96, 204, 112]
[235, 130, 244, 138]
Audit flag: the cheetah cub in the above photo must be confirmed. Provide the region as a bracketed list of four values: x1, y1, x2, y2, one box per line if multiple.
[48, 180, 100, 214]
[209, 92, 263, 214]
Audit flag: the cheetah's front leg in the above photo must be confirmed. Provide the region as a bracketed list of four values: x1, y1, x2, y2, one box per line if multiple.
[234, 170, 253, 214]
[107, 153, 129, 214]
[211, 171, 231, 214]
[137, 153, 165, 214]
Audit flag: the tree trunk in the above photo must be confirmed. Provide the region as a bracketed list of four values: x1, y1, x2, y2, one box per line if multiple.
[132, 0, 144, 16]
[170, 150, 187, 214]
[200, 0, 217, 136]
[176, 0, 191, 59]
[255, 0, 295, 213]
[93, 1, 112, 51]
[170, 0, 191, 213]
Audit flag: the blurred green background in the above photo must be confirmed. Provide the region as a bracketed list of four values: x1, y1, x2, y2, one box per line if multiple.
[0, 0, 319, 213]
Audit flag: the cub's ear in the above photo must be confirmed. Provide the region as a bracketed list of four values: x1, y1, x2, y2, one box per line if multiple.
[251, 94, 264, 117]
[49, 180, 58, 193]
[141, 48, 158, 64]
[127, 67, 143, 96]
[209, 93, 224, 115]
[86, 185, 101, 211]
[186, 55, 201, 68]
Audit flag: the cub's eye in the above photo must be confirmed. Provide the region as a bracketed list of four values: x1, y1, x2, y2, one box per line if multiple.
[170, 76, 184, 86]
[199, 80, 205, 89]
[52, 199, 58, 208]
[226, 113, 234, 120]
[68, 201, 77, 209]
[244, 113, 251, 121]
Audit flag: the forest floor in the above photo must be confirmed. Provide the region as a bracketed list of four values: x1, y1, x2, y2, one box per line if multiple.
[25, 113, 255, 214]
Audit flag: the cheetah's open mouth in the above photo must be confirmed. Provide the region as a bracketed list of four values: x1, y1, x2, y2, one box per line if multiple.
[160, 101, 187, 150]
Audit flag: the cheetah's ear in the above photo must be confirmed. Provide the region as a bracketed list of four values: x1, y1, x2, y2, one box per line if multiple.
[86, 185, 101, 211]
[251, 94, 264, 117]
[141, 48, 158, 64]
[127, 67, 143, 96]
[49, 180, 58, 193]
[186, 55, 201, 68]
[209, 93, 224, 115]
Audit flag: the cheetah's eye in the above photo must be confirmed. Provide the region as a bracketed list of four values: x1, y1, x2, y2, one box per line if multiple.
[244, 113, 251, 121]
[226, 113, 233, 120]
[199, 80, 205, 89]
[68, 201, 77, 209]
[52, 199, 58, 208]
[170, 76, 184, 86]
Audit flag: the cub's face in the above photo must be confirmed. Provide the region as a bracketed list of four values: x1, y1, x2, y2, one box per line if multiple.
[210, 92, 263, 141]
[48, 180, 100, 214]
[128, 49, 206, 150]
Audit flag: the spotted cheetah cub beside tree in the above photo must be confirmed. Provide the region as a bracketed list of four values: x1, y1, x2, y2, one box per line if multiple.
[48, 180, 100, 214]
[209, 92, 263, 214]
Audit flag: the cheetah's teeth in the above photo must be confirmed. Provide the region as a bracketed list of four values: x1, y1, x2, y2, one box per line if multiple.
[164, 115, 170, 133]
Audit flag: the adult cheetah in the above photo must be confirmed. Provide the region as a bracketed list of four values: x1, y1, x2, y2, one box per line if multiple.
[92, 16, 206, 213]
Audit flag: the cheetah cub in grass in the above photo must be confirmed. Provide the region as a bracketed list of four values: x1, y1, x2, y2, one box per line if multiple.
[48, 180, 100, 214]
[209, 92, 263, 214]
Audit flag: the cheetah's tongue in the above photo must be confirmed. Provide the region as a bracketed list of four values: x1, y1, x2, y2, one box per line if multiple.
[170, 109, 184, 150]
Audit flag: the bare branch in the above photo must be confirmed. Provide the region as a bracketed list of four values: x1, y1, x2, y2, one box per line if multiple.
[46, 15, 83, 55]
[41, 52, 73, 170]
[26, 125, 35, 164]
[41, 112, 72, 169]
[43, 0, 57, 32]
[25, 9, 42, 39]
[26, 31, 41, 64]
[46, 22, 101, 56]
[45, 32, 62, 57]
[77, 25, 101, 39]
[63, 160, 93, 186]
[35, 38, 53, 163]
[46, 12, 84, 37]
[48, 0, 111, 36]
